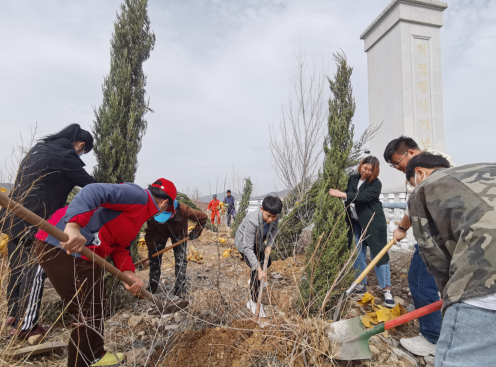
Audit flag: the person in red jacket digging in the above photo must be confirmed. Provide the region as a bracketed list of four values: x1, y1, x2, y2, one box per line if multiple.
[207, 194, 221, 225]
[35, 179, 176, 367]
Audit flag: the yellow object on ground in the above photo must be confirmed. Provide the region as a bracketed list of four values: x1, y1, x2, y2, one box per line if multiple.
[138, 237, 146, 247]
[90, 352, 125, 366]
[357, 292, 407, 329]
[0, 187, 7, 193]
[188, 225, 196, 231]
[221, 247, 242, 258]
[0, 233, 9, 255]
[187, 245, 204, 264]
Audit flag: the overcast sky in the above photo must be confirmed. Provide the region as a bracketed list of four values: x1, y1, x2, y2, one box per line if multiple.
[1, 0, 494, 196]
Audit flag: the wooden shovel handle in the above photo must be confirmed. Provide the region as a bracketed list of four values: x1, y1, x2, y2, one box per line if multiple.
[254, 255, 269, 322]
[354, 239, 395, 284]
[134, 237, 189, 267]
[0, 192, 163, 308]
[385, 300, 443, 330]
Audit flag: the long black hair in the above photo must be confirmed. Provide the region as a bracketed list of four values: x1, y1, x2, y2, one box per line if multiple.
[38, 124, 94, 153]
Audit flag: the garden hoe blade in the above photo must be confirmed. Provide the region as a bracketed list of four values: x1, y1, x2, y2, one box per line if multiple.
[327, 300, 443, 360]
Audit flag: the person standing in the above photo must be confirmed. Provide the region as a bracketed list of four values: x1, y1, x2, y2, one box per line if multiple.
[329, 156, 395, 307]
[405, 154, 496, 367]
[2, 124, 97, 338]
[235, 196, 282, 318]
[35, 179, 175, 367]
[223, 190, 236, 228]
[383, 136, 453, 356]
[144, 200, 207, 296]
[207, 194, 221, 225]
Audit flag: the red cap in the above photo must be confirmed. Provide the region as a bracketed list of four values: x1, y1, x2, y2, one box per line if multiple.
[151, 178, 177, 215]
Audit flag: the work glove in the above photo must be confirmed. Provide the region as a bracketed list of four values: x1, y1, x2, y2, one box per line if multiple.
[188, 231, 198, 241]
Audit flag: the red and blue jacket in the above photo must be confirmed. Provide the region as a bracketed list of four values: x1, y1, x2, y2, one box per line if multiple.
[35, 183, 159, 273]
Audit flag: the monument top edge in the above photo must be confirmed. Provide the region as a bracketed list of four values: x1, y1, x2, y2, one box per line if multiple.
[360, 0, 448, 40]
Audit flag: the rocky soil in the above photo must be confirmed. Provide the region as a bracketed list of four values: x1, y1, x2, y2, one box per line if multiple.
[0, 228, 432, 367]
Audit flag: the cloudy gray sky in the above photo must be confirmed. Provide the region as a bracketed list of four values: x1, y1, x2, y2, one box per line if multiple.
[1, 0, 494, 196]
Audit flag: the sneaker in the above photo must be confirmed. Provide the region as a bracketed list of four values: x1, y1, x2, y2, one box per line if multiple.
[91, 351, 125, 366]
[399, 334, 436, 356]
[382, 290, 395, 308]
[9, 324, 48, 339]
[246, 299, 266, 318]
[353, 284, 367, 295]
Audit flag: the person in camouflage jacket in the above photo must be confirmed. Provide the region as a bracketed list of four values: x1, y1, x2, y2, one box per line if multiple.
[406, 153, 496, 367]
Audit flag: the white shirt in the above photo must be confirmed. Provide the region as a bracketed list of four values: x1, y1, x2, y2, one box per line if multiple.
[463, 294, 496, 311]
[349, 179, 366, 221]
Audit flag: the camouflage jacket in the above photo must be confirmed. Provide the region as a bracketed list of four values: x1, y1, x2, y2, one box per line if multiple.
[408, 164, 496, 313]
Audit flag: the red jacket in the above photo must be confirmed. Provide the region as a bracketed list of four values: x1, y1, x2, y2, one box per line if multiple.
[208, 199, 220, 212]
[36, 183, 159, 272]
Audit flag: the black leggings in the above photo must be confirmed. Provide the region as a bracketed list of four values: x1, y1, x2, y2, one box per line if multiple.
[244, 248, 272, 302]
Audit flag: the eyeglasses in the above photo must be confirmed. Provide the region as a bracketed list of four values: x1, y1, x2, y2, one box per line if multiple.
[388, 151, 407, 168]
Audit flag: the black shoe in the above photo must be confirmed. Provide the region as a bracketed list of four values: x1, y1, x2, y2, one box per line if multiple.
[146, 285, 158, 294]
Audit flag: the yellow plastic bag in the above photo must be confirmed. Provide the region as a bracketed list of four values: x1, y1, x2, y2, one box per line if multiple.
[187, 245, 204, 264]
[0, 233, 8, 255]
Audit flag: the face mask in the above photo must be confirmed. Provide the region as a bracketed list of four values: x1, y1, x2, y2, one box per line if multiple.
[414, 170, 425, 187]
[77, 144, 85, 157]
[154, 200, 178, 223]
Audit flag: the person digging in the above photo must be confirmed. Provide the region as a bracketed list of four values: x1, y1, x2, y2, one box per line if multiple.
[34, 179, 176, 367]
[235, 196, 282, 318]
[144, 198, 207, 297]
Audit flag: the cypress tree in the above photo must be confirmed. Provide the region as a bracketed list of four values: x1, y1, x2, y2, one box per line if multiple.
[302, 51, 356, 312]
[92, 0, 156, 184]
[230, 178, 253, 237]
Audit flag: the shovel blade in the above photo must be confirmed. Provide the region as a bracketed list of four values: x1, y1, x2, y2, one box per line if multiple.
[327, 317, 372, 361]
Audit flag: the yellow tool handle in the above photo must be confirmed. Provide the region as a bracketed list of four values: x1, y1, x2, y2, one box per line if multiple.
[354, 239, 395, 284]
[134, 236, 189, 266]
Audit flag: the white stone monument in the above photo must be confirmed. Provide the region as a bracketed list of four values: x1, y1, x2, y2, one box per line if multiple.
[360, 0, 448, 194]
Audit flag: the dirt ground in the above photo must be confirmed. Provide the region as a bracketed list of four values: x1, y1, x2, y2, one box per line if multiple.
[0, 224, 423, 367]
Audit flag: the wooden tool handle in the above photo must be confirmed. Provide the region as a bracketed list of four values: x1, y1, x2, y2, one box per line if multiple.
[134, 236, 189, 266]
[354, 239, 395, 284]
[0, 192, 163, 308]
[254, 255, 269, 322]
[385, 300, 443, 330]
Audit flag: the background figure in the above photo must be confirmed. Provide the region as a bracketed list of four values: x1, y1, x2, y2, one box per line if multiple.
[2, 124, 97, 338]
[145, 200, 206, 296]
[224, 190, 236, 228]
[207, 194, 221, 225]
[329, 156, 395, 308]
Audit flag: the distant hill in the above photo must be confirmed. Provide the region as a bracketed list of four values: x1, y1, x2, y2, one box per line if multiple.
[200, 189, 289, 203]
[199, 192, 242, 203]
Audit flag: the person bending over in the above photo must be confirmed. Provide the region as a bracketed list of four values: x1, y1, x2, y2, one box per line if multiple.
[405, 153, 496, 367]
[235, 195, 282, 318]
[383, 136, 453, 356]
[35, 179, 174, 367]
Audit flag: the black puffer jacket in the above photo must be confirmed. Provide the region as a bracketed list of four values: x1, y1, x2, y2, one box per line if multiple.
[2, 138, 97, 239]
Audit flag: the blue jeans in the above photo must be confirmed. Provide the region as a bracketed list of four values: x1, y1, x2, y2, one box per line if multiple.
[352, 222, 391, 289]
[435, 302, 496, 367]
[409, 244, 442, 343]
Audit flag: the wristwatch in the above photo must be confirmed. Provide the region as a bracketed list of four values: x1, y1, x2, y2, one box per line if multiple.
[398, 226, 407, 232]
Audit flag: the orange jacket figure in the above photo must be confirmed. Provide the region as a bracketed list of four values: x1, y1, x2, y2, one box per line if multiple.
[208, 197, 221, 225]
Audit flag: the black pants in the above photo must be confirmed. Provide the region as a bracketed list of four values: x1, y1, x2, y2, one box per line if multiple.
[7, 237, 46, 331]
[244, 247, 272, 302]
[227, 210, 236, 227]
[148, 238, 188, 294]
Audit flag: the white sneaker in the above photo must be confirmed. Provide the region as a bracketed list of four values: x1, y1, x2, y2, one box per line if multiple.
[382, 290, 395, 308]
[246, 299, 266, 318]
[399, 334, 436, 356]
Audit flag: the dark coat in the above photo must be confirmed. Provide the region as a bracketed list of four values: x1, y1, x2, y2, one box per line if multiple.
[144, 203, 207, 246]
[2, 138, 97, 239]
[344, 173, 389, 266]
